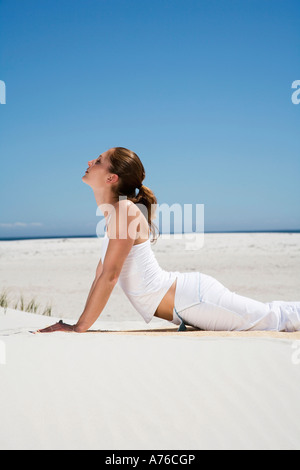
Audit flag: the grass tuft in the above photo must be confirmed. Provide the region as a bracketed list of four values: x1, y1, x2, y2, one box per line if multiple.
[0, 290, 52, 317]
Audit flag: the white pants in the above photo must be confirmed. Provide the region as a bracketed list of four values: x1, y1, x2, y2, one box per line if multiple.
[172, 272, 300, 332]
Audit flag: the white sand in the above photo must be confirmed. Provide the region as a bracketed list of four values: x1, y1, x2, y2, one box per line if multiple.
[1, 308, 300, 450]
[0, 233, 300, 450]
[0, 232, 300, 321]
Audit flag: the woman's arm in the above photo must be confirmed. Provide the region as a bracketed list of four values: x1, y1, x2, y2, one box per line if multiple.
[37, 200, 139, 333]
[36, 264, 105, 334]
[84, 278, 97, 309]
[83, 259, 103, 309]
[74, 273, 118, 332]
[74, 202, 139, 332]
[36, 270, 117, 334]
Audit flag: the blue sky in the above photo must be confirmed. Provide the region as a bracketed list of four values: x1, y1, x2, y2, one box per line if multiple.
[0, 0, 299, 238]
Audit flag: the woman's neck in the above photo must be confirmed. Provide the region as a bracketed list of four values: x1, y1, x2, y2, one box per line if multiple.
[93, 188, 119, 219]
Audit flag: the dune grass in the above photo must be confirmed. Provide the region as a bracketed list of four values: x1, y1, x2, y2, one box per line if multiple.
[0, 289, 52, 316]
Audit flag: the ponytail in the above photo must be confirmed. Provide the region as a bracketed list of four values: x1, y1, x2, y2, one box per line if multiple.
[108, 147, 160, 243]
[129, 184, 160, 243]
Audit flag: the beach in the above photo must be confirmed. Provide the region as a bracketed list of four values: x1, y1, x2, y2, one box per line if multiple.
[0, 232, 299, 321]
[0, 232, 300, 450]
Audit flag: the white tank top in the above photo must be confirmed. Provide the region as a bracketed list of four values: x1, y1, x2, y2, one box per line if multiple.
[101, 230, 180, 323]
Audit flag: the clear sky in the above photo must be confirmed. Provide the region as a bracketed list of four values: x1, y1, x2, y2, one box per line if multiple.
[0, 0, 299, 238]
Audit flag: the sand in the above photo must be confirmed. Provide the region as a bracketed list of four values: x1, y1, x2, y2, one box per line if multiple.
[1, 308, 300, 450]
[0, 232, 299, 321]
[0, 232, 300, 450]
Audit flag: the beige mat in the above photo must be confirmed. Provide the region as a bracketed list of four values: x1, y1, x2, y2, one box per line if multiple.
[89, 326, 300, 340]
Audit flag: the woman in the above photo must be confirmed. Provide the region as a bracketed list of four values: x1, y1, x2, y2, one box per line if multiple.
[37, 147, 300, 334]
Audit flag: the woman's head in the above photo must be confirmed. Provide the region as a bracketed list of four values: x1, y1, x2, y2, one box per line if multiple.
[83, 147, 159, 242]
[83, 148, 116, 190]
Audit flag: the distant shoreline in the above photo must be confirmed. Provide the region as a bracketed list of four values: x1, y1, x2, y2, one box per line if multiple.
[1, 230, 300, 242]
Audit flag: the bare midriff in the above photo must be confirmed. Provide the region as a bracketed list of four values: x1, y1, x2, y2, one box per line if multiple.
[133, 229, 177, 322]
[123, 212, 178, 323]
[154, 278, 177, 322]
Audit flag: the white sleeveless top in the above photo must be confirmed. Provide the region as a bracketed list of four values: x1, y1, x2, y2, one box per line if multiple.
[101, 230, 180, 323]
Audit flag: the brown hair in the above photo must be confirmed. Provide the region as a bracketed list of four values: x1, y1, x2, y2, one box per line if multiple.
[108, 147, 160, 243]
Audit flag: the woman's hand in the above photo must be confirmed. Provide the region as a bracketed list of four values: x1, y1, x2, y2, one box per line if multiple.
[35, 320, 77, 334]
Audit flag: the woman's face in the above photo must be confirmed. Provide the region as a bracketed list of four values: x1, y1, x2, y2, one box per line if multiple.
[82, 148, 117, 189]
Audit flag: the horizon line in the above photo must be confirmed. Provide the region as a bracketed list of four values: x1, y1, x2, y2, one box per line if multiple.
[1, 229, 300, 241]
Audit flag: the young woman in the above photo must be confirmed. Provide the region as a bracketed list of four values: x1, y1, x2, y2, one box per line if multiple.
[37, 147, 300, 334]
